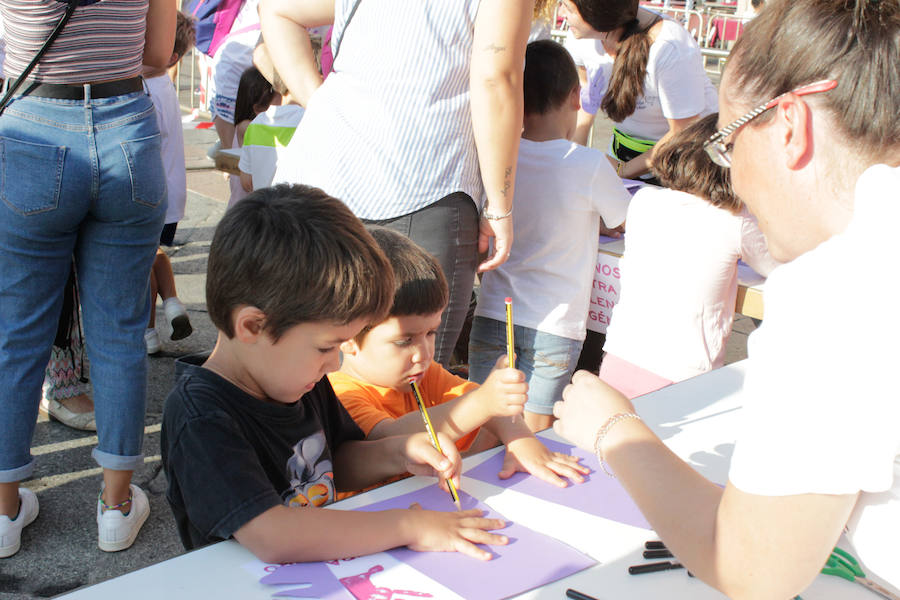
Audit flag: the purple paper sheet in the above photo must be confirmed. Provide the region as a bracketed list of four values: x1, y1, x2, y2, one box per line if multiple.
[262, 562, 353, 599]
[465, 438, 652, 530]
[355, 486, 596, 600]
[597, 233, 622, 245]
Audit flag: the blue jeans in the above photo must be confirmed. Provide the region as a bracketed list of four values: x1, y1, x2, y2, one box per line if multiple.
[0, 89, 167, 481]
[468, 316, 583, 415]
[364, 192, 479, 367]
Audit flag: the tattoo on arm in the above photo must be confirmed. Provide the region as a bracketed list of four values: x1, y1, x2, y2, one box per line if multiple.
[501, 166, 512, 198]
[483, 43, 507, 54]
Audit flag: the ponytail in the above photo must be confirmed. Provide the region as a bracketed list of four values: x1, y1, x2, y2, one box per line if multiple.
[600, 15, 659, 123]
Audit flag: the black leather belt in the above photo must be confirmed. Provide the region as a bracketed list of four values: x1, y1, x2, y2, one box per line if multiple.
[17, 77, 144, 100]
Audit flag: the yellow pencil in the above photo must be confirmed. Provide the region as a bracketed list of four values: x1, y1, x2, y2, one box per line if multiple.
[505, 297, 515, 368]
[410, 381, 462, 510]
[505, 297, 517, 424]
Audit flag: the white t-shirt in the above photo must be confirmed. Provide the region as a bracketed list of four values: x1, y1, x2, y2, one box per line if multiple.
[603, 187, 778, 382]
[565, 19, 717, 141]
[145, 74, 187, 225]
[475, 138, 631, 341]
[729, 165, 900, 592]
[238, 104, 305, 191]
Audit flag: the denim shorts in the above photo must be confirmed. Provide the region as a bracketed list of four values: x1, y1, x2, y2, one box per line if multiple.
[468, 316, 583, 415]
[0, 88, 166, 480]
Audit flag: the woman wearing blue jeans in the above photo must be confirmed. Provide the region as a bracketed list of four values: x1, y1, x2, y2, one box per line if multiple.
[0, 0, 175, 558]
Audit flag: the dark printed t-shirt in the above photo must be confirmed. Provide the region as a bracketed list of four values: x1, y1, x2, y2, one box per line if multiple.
[161, 356, 364, 550]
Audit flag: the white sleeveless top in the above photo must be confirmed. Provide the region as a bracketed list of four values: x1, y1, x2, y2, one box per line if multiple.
[273, 0, 483, 219]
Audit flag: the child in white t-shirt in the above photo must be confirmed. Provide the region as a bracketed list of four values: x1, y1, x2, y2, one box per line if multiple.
[227, 66, 276, 208]
[238, 41, 317, 192]
[468, 40, 631, 432]
[600, 113, 779, 398]
[143, 11, 196, 354]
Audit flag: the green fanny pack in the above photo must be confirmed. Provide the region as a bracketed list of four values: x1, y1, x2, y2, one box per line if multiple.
[612, 127, 657, 155]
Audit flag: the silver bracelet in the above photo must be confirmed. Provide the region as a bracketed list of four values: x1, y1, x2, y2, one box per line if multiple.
[593, 412, 642, 477]
[481, 206, 513, 221]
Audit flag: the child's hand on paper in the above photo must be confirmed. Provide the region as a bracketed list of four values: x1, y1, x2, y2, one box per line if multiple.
[553, 370, 636, 452]
[478, 355, 528, 419]
[403, 431, 463, 492]
[405, 505, 508, 560]
[498, 436, 590, 487]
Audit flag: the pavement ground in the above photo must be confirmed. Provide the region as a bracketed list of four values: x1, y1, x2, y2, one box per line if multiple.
[0, 99, 755, 599]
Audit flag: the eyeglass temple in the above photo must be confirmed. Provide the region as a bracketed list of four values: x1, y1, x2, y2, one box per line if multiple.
[713, 79, 838, 141]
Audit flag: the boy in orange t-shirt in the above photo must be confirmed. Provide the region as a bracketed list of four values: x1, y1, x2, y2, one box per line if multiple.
[329, 228, 589, 492]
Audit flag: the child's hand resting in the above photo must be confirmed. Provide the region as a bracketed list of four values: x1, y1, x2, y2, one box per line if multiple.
[498, 436, 590, 488]
[477, 355, 528, 419]
[403, 431, 463, 493]
[405, 505, 508, 560]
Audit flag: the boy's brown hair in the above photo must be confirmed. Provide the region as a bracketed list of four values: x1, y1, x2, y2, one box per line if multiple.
[355, 227, 448, 343]
[207, 184, 395, 341]
[173, 12, 197, 61]
[651, 113, 740, 213]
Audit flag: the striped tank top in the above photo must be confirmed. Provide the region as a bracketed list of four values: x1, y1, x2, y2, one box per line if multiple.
[0, 0, 148, 84]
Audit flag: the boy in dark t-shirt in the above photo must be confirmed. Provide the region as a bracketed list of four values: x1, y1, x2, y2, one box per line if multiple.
[161, 185, 508, 563]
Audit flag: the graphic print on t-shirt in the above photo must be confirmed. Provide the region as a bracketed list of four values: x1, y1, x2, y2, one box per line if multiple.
[283, 431, 336, 507]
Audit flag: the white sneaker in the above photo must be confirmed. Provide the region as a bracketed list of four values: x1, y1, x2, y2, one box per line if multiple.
[163, 297, 193, 341]
[0, 487, 39, 558]
[144, 328, 161, 355]
[97, 484, 150, 552]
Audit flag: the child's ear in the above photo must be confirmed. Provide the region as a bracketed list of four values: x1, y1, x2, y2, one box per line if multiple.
[167, 52, 181, 69]
[233, 305, 267, 343]
[340, 338, 360, 356]
[570, 85, 581, 111]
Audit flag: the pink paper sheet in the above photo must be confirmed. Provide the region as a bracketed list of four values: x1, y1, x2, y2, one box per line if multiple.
[464, 437, 652, 530]
[355, 486, 596, 599]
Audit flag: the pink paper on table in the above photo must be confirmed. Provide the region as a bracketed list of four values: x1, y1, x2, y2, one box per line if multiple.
[464, 437, 652, 530]
[355, 486, 595, 600]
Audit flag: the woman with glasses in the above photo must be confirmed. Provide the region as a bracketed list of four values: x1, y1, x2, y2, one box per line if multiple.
[553, 0, 900, 596]
[559, 0, 717, 183]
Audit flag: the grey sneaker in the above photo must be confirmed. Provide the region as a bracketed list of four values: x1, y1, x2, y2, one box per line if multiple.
[0, 487, 39, 558]
[97, 484, 149, 552]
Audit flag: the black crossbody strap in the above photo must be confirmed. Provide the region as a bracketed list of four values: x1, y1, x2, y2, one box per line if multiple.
[0, 0, 82, 115]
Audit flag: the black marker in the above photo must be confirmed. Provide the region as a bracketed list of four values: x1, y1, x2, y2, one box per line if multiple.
[643, 549, 674, 559]
[628, 561, 685, 575]
[566, 588, 601, 600]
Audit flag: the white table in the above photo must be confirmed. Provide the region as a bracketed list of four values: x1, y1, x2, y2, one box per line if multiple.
[60, 362, 873, 599]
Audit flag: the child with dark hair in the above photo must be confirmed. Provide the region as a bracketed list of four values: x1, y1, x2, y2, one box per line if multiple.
[468, 40, 631, 432]
[161, 184, 511, 563]
[237, 40, 317, 192]
[599, 113, 779, 399]
[331, 226, 588, 493]
[227, 66, 276, 207]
